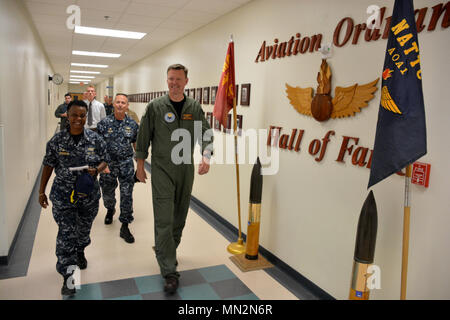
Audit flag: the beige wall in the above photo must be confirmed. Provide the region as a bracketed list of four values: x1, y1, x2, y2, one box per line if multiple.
[0, 0, 64, 257]
[114, 0, 450, 299]
[94, 79, 110, 105]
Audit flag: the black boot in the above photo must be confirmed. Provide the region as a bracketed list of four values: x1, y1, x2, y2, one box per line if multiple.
[164, 274, 179, 294]
[61, 275, 76, 297]
[120, 223, 135, 243]
[77, 251, 87, 270]
[104, 208, 115, 225]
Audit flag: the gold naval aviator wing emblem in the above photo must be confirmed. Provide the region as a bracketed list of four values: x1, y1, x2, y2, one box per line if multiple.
[286, 59, 379, 122]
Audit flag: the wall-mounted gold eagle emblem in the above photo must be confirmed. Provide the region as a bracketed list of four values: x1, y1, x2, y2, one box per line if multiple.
[286, 59, 379, 122]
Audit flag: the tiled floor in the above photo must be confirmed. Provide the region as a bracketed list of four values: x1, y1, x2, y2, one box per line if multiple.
[66, 265, 258, 300]
[0, 164, 299, 300]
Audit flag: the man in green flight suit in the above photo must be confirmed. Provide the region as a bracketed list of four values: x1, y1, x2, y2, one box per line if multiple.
[135, 64, 213, 294]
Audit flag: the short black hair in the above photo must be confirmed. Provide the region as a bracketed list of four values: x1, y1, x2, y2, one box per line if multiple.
[67, 99, 88, 112]
[64, 93, 71, 98]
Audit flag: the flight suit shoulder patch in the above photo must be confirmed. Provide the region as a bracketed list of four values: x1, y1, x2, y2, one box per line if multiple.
[164, 112, 176, 123]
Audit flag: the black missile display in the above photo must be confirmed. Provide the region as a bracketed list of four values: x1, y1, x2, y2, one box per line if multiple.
[349, 190, 378, 300]
[245, 157, 263, 260]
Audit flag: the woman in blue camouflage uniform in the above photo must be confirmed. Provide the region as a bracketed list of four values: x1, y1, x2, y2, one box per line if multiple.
[38, 99, 108, 297]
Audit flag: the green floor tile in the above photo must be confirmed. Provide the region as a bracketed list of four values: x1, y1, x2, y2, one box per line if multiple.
[177, 283, 221, 300]
[198, 265, 236, 283]
[68, 283, 103, 300]
[134, 274, 164, 294]
[108, 295, 143, 300]
[226, 293, 259, 300]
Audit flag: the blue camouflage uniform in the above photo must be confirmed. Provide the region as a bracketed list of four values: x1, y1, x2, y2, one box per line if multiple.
[97, 114, 139, 224]
[42, 128, 108, 277]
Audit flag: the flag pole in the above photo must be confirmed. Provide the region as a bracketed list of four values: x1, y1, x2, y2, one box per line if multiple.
[227, 96, 245, 254]
[400, 164, 412, 299]
[227, 35, 245, 255]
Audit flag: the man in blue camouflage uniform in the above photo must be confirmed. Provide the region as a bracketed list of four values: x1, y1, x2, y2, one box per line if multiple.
[97, 93, 139, 243]
[39, 99, 108, 297]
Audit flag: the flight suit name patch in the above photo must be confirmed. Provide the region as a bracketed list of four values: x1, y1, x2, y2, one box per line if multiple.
[182, 114, 193, 120]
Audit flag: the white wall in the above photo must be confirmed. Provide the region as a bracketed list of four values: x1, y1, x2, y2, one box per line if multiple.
[0, 125, 7, 256]
[68, 83, 90, 100]
[114, 0, 449, 299]
[0, 0, 63, 257]
[94, 79, 110, 105]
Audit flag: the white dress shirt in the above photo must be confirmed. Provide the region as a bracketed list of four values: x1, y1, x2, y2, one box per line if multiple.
[84, 99, 106, 130]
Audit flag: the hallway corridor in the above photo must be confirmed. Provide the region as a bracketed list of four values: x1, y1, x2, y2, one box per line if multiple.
[0, 163, 302, 300]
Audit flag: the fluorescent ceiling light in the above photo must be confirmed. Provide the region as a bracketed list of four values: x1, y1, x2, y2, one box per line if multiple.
[74, 25, 146, 39]
[71, 63, 108, 68]
[71, 70, 101, 74]
[69, 75, 95, 79]
[70, 79, 91, 82]
[72, 50, 121, 58]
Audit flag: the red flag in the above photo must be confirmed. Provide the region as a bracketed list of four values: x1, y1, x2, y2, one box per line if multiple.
[213, 41, 235, 127]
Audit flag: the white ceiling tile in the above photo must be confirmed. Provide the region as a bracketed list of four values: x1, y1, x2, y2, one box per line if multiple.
[113, 23, 156, 34]
[72, 34, 105, 52]
[26, 0, 77, 5]
[230, 0, 253, 4]
[80, 10, 122, 28]
[117, 14, 165, 28]
[24, 1, 69, 16]
[30, 13, 68, 26]
[125, 39, 166, 57]
[131, 0, 190, 8]
[24, 0, 254, 82]
[77, 0, 130, 13]
[89, 56, 122, 65]
[99, 37, 139, 53]
[149, 28, 184, 41]
[80, 19, 118, 29]
[126, 2, 178, 18]
[170, 10, 219, 23]
[183, 0, 242, 15]
[157, 19, 202, 31]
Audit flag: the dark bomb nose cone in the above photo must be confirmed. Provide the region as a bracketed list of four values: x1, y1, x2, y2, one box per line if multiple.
[354, 190, 378, 264]
[249, 157, 263, 204]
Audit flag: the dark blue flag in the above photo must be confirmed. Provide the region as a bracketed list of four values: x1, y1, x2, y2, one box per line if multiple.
[368, 0, 427, 188]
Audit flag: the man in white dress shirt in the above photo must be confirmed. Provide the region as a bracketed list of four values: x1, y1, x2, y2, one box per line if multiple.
[84, 85, 106, 131]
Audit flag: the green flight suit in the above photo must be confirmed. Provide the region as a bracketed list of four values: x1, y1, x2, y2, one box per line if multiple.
[136, 94, 213, 278]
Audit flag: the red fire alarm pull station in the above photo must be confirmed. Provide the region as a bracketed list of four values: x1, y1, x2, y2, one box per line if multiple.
[411, 162, 431, 188]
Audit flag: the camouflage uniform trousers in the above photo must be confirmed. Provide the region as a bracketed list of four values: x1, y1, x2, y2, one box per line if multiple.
[99, 158, 135, 224]
[52, 197, 99, 277]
